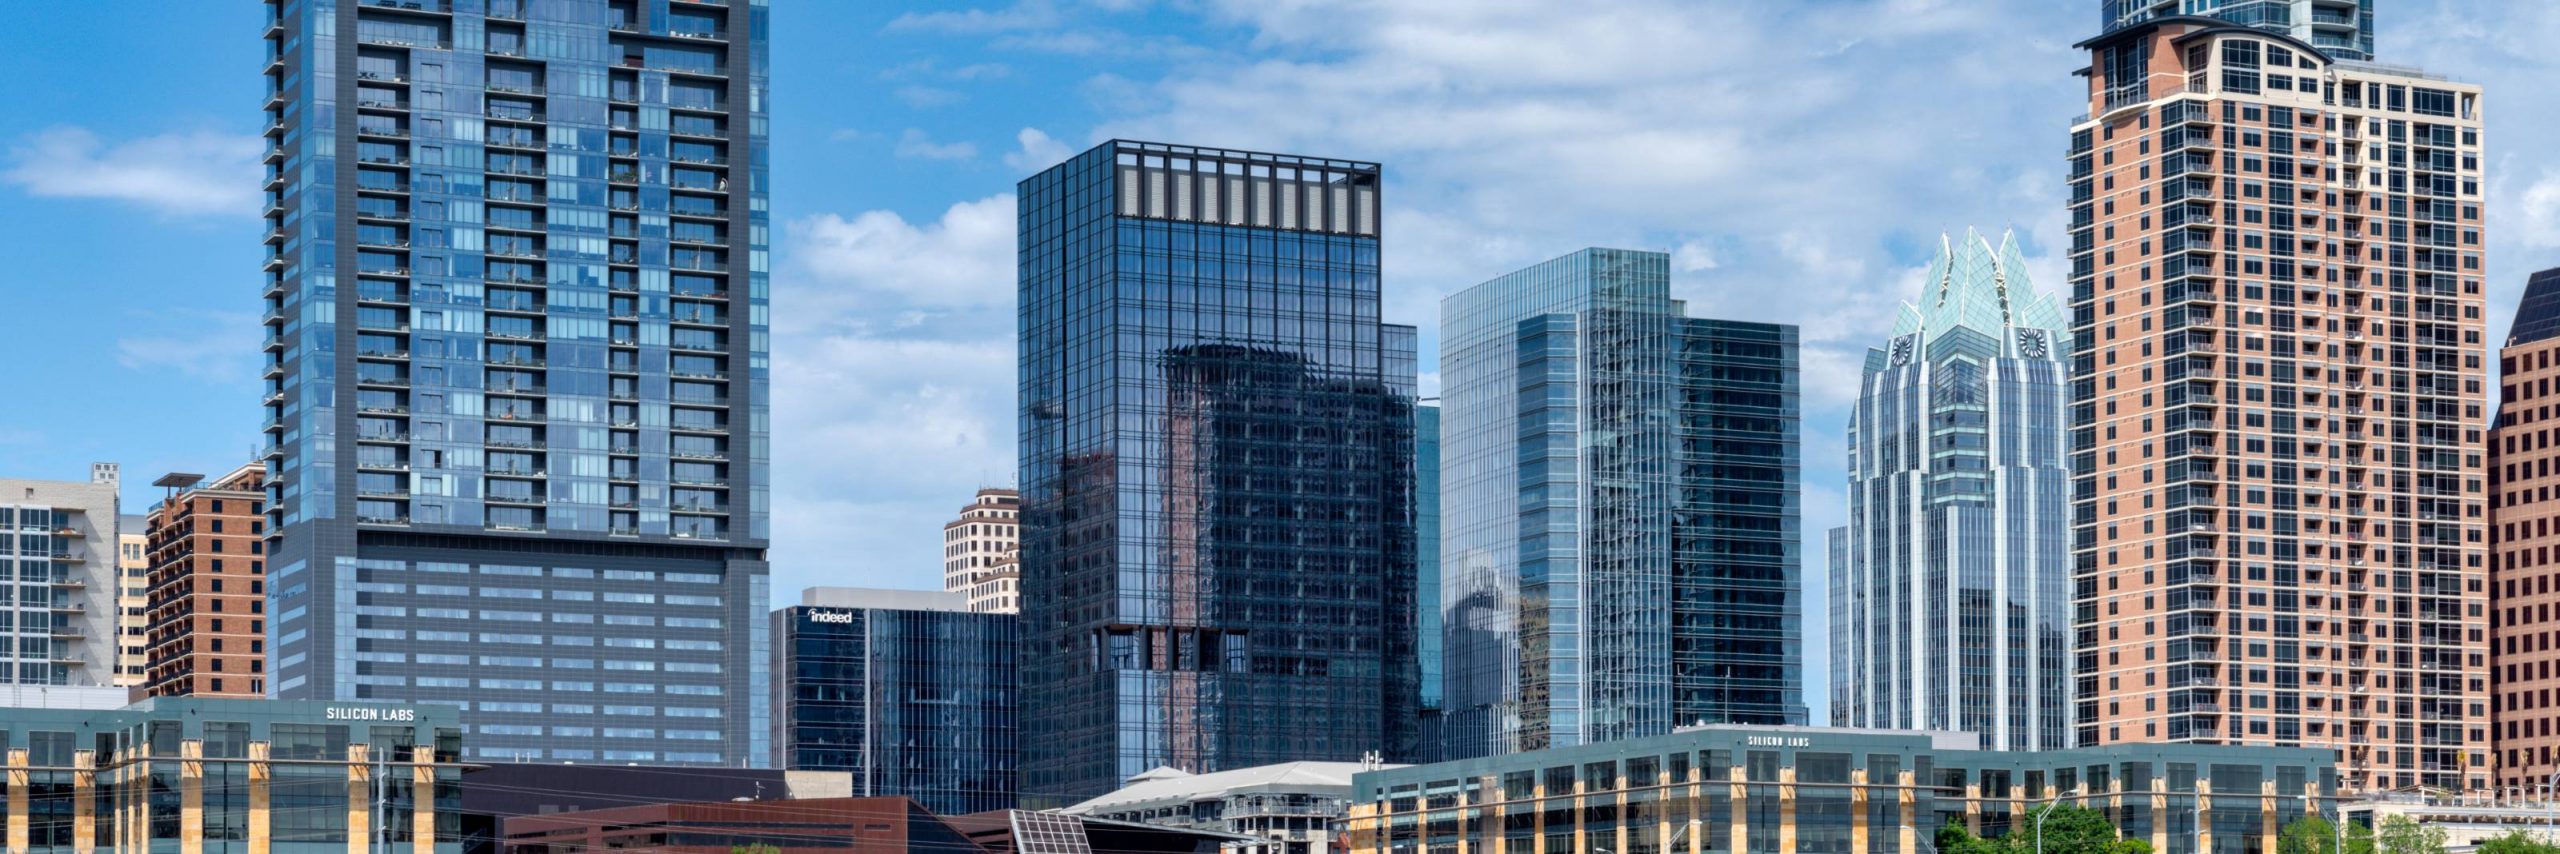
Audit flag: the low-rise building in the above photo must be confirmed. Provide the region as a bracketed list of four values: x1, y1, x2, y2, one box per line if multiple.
[1345, 724, 2341, 854]
[0, 696, 462, 852]
[772, 587, 1017, 814]
[1063, 761, 1391, 854]
[504, 797, 980, 854]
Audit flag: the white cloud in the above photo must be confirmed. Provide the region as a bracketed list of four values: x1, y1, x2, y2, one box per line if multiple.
[766, 195, 1022, 589]
[884, 0, 1061, 34]
[787, 195, 1015, 315]
[4, 126, 262, 218]
[894, 86, 965, 108]
[114, 310, 261, 383]
[893, 128, 978, 161]
[1002, 127, 1073, 172]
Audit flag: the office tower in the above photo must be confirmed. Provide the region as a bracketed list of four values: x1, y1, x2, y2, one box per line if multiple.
[771, 587, 1016, 814]
[943, 488, 1022, 614]
[1438, 247, 1805, 760]
[115, 516, 149, 688]
[141, 465, 270, 699]
[260, 0, 772, 765]
[1416, 402, 1443, 723]
[2071, 17, 2488, 792]
[0, 464, 122, 686]
[2101, 0, 2373, 61]
[1829, 230, 2072, 751]
[2491, 267, 2560, 792]
[1017, 140, 1420, 803]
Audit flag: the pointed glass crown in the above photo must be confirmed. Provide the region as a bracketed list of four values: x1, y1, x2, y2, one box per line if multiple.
[1888, 228, 2068, 347]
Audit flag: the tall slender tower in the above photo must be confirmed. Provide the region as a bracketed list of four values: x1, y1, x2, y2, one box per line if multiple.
[2490, 268, 2560, 792]
[2070, 15, 2488, 793]
[1832, 229, 2073, 751]
[1016, 141, 1419, 803]
[1437, 248, 1804, 760]
[260, 0, 773, 766]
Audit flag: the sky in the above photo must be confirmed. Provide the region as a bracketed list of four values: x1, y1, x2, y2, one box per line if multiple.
[5, 0, 2560, 720]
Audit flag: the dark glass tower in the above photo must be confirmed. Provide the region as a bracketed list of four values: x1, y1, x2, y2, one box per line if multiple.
[772, 588, 1017, 815]
[2100, 0, 2373, 61]
[1016, 141, 1419, 804]
[1437, 248, 1805, 760]
[259, 0, 771, 766]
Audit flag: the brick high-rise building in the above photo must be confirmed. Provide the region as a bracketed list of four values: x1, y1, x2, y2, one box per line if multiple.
[2491, 267, 2560, 791]
[141, 465, 269, 699]
[2070, 16, 2490, 793]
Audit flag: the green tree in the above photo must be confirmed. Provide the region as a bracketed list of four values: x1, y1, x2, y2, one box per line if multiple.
[2279, 815, 2376, 854]
[2477, 829, 2560, 854]
[2375, 815, 2448, 854]
[1936, 805, 2154, 854]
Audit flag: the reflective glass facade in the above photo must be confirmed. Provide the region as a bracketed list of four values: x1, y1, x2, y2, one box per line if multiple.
[2100, 1, 2373, 61]
[772, 597, 1018, 815]
[1345, 725, 2340, 854]
[1438, 249, 1804, 761]
[1017, 140, 1420, 804]
[261, 0, 771, 767]
[1829, 230, 2072, 751]
[1418, 403, 1443, 715]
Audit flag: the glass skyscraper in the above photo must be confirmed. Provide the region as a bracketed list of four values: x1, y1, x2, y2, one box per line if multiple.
[1437, 248, 1805, 760]
[1016, 140, 1420, 804]
[2100, 0, 2373, 61]
[772, 587, 1017, 815]
[1828, 229, 2072, 751]
[259, 0, 771, 766]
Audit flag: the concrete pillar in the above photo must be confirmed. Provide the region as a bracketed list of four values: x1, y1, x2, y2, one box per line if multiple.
[182, 740, 204, 854]
[11, 748, 29, 854]
[1900, 769, 1917, 854]
[1727, 762, 1746, 854]
[412, 745, 437, 854]
[1778, 767, 1797, 854]
[1850, 768, 1869, 854]
[347, 744, 371, 854]
[247, 743, 270, 854]
[71, 749, 93, 854]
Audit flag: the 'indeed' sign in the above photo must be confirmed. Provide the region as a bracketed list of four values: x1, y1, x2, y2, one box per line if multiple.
[807, 610, 856, 624]
[325, 707, 418, 722]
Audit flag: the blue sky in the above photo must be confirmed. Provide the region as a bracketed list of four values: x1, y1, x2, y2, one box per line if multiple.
[6, 0, 2560, 719]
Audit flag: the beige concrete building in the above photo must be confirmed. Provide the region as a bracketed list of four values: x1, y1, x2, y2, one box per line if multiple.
[943, 487, 1020, 614]
[0, 464, 124, 688]
[2493, 267, 2560, 792]
[115, 515, 148, 689]
[2071, 17, 2490, 793]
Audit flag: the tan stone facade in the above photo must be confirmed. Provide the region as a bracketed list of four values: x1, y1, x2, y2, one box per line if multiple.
[943, 488, 1020, 614]
[2492, 277, 2560, 791]
[116, 521, 149, 688]
[141, 465, 268, 699]
[2071, 17, 2490, 793]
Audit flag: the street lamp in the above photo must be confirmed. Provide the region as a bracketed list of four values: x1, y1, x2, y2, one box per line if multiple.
[2033, 803, 2052, 854]
[2546, 767, 2560, 844]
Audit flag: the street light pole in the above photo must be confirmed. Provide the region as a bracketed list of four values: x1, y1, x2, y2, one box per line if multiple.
[2546, 767, 2560, 844]
[2034, 803, 2050, 854]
